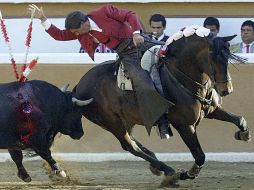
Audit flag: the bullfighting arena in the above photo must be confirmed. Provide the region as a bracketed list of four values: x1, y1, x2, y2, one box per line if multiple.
[0, 63, 254, 189]
[0, 161, 254, 189]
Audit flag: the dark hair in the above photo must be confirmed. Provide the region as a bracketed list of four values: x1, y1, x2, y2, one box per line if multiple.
[65, 11, 88, 29]
[149, 14, 166, 27]
[203, 17, 220, 30]
[241, 20, 254, 30]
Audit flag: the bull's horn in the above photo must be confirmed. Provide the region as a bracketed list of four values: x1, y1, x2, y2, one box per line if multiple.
[72, 97, 93, 106]
[61, 84, 70, 92]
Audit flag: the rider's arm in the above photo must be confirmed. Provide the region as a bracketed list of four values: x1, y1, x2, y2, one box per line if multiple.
[28, 4, 77, 41]
[102, 5, 144, 45]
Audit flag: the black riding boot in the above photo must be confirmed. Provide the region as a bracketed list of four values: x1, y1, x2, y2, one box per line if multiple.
[150, 64, 173, 139]
[157, 114, 173, 139]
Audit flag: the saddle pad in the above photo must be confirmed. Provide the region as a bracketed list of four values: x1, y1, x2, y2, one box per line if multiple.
[117, 62, 133, 91]
[141, 45, 161, 72]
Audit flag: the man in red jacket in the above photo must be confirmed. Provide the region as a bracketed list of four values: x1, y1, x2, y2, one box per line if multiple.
[28, 4, 172, 139]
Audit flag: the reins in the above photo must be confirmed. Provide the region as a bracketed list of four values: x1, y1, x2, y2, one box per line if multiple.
[162, 62, 213, 105]
[173, 67, 210, 90]
[145, 42, 214, 105]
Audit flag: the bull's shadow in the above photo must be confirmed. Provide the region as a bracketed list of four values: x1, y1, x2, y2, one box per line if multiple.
[74, 31, 251, 186]
[0, 80, 92, 182]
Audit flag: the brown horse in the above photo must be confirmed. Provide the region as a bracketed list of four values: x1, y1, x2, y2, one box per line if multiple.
[74, 33, 250, 186]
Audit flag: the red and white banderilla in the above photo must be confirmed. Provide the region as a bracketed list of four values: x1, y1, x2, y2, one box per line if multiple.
[0, 10, 19, 80]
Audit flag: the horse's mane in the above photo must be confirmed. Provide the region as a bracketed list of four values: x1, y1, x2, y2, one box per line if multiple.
[212, 37, 247, 64]
[212, 37, 247, 65]
[163, 26, 210, 60]
[164, 26, 246, 65]
[165, 34, 207, 63]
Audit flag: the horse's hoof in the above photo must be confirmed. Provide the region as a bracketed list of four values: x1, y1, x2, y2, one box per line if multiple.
[149, 165, 162, 176]
[235, 130, 251, 142]
[55, 169, 67, 178]
[18, 171, 31, 182]
[179, 170, 195, 180]
[160, 172, 180, 187]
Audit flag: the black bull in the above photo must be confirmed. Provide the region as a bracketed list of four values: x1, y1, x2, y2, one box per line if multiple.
[74, 34, 251, 186]
[0, 80, 92, 182]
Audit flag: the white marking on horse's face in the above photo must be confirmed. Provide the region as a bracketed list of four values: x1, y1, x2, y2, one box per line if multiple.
[212, 88, 222, 105]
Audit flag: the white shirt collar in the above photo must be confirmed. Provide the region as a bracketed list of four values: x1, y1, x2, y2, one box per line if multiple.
[157, 33, 165, 41]
[243, 42, 254, 47]
[88, 17, 102, 32]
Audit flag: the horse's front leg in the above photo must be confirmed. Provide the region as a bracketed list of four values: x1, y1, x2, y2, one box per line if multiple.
[206, 106, 251, 142]
[161, 125, 205, 187]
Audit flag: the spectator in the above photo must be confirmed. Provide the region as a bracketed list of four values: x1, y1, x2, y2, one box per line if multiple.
[203, 16, 220, 37]
[230, 20, 254, 53]
[149, 14, 169, 42]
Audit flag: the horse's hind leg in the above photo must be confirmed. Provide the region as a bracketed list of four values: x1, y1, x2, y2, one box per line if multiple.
[115, 130, 175, 177]
[131, 137, 162, 176]
[8, 149, 31, 182]
[206, 106, 251, 141]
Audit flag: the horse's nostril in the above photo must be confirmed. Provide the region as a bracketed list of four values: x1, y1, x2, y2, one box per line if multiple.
[222, 91, 230, 96]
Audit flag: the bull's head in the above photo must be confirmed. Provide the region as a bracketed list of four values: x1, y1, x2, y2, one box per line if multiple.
[60, 84, 93, 139]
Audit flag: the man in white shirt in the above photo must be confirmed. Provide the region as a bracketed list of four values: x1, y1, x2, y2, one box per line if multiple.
[230, 20, 254, 53]
[149, 14, 169, 42]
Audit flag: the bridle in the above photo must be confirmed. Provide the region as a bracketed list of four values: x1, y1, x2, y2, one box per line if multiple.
[163, 63, 213, 105]
[161, 39, 230, 105]
[208, 39, 232, 85]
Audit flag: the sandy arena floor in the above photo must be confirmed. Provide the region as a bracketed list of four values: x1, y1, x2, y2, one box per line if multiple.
[0, 160, 253, 190]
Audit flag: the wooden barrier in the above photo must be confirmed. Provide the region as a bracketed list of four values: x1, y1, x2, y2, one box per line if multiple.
[0, 64, 253, 153]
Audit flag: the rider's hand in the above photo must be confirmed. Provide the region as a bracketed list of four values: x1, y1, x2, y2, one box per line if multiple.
[133, 33, 144, 46]
[27, 4, 47, 22]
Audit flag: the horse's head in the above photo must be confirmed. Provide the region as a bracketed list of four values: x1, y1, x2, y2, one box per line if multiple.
[163, 29, 244, 98]
[209, 35, 240, 96]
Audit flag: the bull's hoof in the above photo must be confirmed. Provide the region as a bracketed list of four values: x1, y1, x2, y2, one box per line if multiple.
[18, 171, 31, 182]
[149, 165, 162, 176]
[55, 169, 67, 178]
[235, 129, 251, 142]
[160, 172, 180, 187]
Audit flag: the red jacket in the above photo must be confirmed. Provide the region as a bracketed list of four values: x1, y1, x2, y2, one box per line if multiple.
[46, 4, 142, 60]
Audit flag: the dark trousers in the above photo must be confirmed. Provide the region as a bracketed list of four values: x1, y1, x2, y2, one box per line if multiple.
[114, 40, 172, 130]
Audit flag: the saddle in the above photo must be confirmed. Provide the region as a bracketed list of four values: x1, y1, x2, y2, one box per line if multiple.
[117, 45, 161, 91]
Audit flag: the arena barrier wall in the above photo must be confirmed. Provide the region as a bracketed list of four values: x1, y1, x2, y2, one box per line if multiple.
[0, 53, 253, 157]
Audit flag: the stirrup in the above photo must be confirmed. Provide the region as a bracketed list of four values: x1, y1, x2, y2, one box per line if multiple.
[161, 132, 170, 139]
[157, 125, 171, 139]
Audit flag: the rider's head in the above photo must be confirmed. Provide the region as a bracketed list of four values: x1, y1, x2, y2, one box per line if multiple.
[65, 11, 90, 36]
